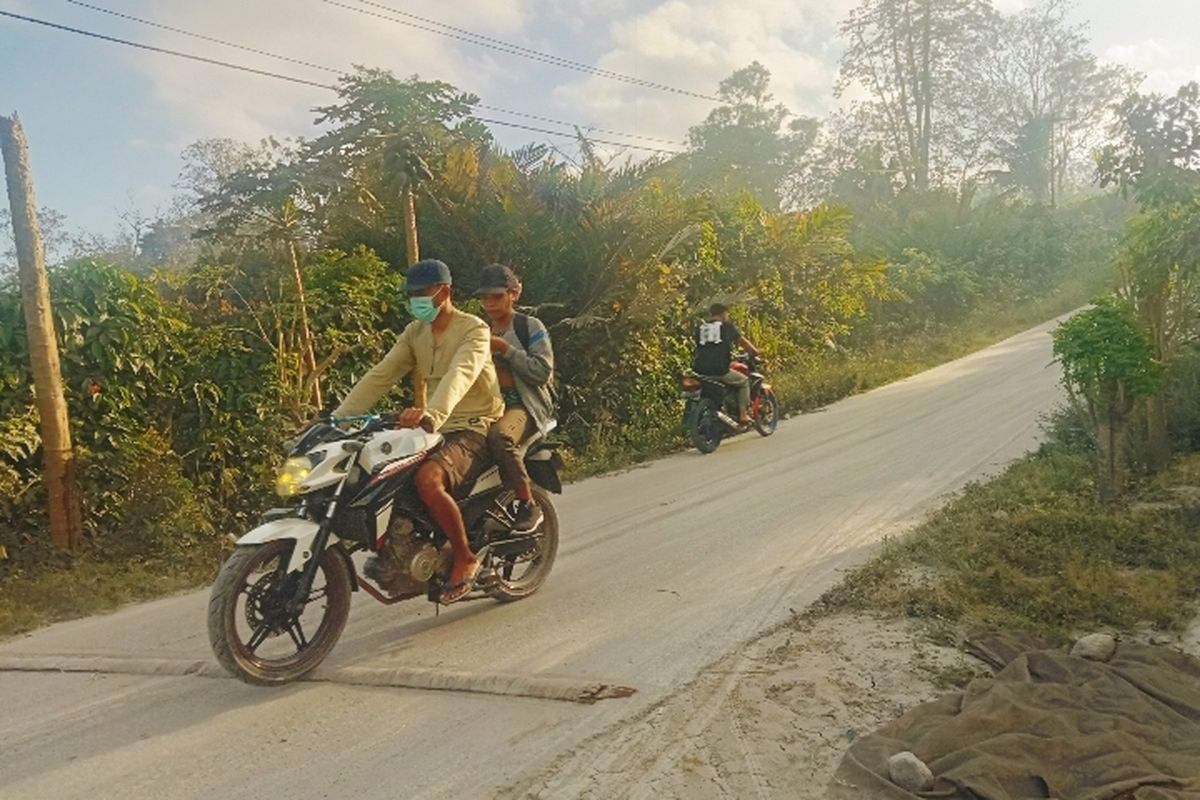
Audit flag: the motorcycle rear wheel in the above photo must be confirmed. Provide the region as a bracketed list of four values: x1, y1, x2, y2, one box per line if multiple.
[486, 486, 560, 602]
[688, 398, 723, 454]
[208, 540, 351, 686]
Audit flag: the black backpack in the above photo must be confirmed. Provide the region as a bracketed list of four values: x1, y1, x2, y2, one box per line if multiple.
[514, 312, 532, 351]
[512, 313, 558, 404]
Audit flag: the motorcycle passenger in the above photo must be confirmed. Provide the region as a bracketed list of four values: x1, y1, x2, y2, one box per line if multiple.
[693, 303, 760, 425]
[334, 259, 504, 605]
[476, 264, 555, 535]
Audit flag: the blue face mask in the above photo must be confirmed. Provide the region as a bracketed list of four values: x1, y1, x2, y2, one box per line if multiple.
[408, 292, 442, 323]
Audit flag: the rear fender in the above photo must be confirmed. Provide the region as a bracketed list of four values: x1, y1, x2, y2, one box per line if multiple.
[526, 446, 564, 494]
[236, 518, 338, 573]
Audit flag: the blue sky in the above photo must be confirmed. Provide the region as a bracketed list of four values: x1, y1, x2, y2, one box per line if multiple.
[2, 0, 1199, 236]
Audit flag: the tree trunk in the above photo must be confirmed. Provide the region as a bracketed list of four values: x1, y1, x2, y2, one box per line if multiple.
[1048, 118, 1057, 208]
[1145, 391, 1171, 470]
[1, 114, 84, 552]
[286, 238, 321, 410]
[1142, 294, 1171, 470]
[403, 185, 428, 409]
[1096, 416, 1125, 504]
[916, 0, 933, 193]
[403, 185, 420, 267]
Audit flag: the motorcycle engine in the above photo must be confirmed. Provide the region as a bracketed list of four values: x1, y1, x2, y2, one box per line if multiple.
[372, 517, 452, 596]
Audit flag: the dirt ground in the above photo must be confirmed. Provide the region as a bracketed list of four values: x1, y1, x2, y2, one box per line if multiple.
[508, 612, 974, 798]
[511, 610, 1200, 799]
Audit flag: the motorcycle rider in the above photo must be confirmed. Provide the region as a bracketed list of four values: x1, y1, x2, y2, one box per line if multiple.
[476, 264, 555, 534]
[693, 303, 760, 425]
[334, 259, 504, 604]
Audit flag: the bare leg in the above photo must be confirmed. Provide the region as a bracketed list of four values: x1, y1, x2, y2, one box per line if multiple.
[414, 461, 477, 588]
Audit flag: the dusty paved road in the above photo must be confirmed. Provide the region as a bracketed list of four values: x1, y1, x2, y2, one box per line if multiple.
[0, 319, 1065, 800]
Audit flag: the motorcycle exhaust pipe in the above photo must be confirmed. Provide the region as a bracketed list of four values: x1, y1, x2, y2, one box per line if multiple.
[716, 410, 740, 429]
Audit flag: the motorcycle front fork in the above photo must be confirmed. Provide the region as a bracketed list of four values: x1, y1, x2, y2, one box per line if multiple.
[287, 476, 349, 612]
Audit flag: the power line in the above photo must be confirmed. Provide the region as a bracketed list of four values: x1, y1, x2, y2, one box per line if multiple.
[63, 0, 334, 74]
[476, 106, 683, 147]
[60, 0, 685, 147]
[0, 10, 684, 155]
[1, 11, 332, 90]
[323, 0, 722, 103]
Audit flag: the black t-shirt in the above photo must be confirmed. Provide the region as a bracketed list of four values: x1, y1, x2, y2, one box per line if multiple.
[693, 319, 740, 376]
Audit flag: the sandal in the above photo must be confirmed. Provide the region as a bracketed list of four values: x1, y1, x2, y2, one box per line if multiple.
[439, 560, 482, 606]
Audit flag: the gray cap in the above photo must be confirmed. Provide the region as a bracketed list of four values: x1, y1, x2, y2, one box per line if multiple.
[406, 259, 453, 292]
[474, 263, 521, 295]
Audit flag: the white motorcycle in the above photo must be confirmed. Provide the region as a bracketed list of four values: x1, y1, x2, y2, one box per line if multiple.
[207, 413, 562, 685]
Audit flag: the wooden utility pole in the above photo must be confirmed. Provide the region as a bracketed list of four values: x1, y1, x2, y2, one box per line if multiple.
[403, 184, 428, 408]
[1, 114, 84, 552]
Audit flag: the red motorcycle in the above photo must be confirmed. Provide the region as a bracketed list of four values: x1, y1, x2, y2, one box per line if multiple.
[681, 354, 780, 453]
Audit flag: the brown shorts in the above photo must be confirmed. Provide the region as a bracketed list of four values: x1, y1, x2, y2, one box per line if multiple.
[427, 430, 491, 496]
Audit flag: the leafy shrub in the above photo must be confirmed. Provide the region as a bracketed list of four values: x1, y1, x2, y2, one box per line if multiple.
[0, 408, 50, 569]
[79, 428, 218, 563]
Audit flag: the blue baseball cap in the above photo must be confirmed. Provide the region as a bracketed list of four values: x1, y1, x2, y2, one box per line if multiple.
[406, 259, 453, 292]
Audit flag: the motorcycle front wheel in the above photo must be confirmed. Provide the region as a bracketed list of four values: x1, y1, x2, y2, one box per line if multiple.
[753, 388, 780, 437]
[207, 540, 351, 686]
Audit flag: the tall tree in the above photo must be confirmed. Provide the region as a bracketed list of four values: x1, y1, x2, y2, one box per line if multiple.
[686, 62, 818, 209]
[1099, 82, 1200, 467]
[837, 0, 997, 193]
[1098, 82, 1200, 207]
[983, 0, 1136, 204]
[1, 114, 84, 552]
[305, 69, 487, 263]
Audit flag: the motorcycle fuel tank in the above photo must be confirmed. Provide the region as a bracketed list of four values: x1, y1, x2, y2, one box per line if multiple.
[359, 429, 444, 473]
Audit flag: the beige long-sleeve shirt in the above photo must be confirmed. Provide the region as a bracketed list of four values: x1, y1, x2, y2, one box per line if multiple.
[334, 308, 504, 435]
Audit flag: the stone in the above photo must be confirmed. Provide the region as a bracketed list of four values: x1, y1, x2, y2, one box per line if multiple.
[887, 751, 934, 792]
[1150, 632, 1174, 646]
[1071, 633, 1117, 662]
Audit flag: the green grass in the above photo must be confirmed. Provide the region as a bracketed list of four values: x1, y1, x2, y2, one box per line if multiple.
[0, 552, 222, 638]
[813, 445, 1200, 643]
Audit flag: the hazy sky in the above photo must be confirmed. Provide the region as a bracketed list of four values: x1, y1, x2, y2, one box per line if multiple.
[2, 0, 1199, 234]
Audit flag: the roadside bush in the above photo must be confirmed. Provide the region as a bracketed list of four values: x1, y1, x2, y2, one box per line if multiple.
[0, 407, 50, 570]
[1165, 344, 1200, 453]
[79, 428, 218, 564]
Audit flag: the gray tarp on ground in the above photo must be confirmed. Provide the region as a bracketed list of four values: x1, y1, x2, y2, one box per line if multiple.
[832, 635, 1200, 799]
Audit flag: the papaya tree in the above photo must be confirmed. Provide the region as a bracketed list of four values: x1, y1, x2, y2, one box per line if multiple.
[1053, 296, 1161, 501]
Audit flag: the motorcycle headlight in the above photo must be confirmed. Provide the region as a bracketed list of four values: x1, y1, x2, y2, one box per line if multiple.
[275, 452, 325, 497]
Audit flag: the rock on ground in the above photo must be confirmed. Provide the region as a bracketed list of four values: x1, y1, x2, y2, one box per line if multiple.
[888, 751, 935, 792]
[1071, 633, 1117, 662]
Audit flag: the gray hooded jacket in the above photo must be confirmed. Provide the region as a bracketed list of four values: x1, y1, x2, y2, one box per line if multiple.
[495, 313, 556, 434]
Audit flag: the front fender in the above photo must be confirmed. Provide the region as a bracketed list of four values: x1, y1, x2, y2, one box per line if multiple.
[236, 517, 335, 573]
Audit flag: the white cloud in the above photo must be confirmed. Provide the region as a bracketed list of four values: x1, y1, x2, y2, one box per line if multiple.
[1105, 39, 1200, 94]
[551, 0, 854, 148]
[89, 0, 535, 146]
